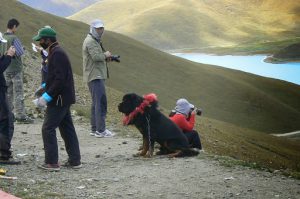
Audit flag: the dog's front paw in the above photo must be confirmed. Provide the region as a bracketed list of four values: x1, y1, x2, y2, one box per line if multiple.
[133, 151, 146, 157]
[144, 151, 153, 158]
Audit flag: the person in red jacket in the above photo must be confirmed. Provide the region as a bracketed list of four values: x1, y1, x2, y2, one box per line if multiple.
[169, 98, 202, 150]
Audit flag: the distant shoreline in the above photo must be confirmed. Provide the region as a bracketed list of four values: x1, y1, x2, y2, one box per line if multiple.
[167, 50, 300, 64]
[263, 56, 300, 64]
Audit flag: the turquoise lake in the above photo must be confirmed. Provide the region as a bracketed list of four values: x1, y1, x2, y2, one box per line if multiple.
[172, 53, 300, 85]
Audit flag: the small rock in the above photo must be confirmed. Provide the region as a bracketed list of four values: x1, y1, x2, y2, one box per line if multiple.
[113, 178, 120, 182]
[95, 155, 101, 158]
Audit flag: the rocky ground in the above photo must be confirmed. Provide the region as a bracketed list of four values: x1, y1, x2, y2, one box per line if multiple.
[0, 121, 299, 199]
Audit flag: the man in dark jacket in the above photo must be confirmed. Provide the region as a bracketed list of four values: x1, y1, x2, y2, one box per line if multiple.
[0, 45, 20, 164]
[33, 27, 81, 171]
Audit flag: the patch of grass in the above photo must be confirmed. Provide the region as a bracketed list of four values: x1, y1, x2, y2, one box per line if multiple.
[72, 105, 90, 119]
[213, 155, 264, 170]
[283, 171, 300, 180]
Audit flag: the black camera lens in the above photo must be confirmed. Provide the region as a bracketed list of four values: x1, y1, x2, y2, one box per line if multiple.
[111, 55, 120, 62]
[196, 109, 202, 116]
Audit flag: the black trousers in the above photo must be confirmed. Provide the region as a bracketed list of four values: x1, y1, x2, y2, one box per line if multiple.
[0, 90, 12, 159]
[42, 105, 81, 165]
[184, 130, 202, 149]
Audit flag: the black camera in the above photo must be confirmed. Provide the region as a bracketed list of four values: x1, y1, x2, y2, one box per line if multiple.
[191, 107, 202, 116]
[111, 55, 120, 62]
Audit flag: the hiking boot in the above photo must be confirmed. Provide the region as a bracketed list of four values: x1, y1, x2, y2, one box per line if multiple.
[61, 161, 82, 169]
[15, 116, 34, 124]
[95, 129, 115, 138]
[38, 163, 60, 171]
[0, 157, 21, 165]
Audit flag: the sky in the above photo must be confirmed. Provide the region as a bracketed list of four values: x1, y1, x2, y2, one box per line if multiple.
[18, 0, 99, 17]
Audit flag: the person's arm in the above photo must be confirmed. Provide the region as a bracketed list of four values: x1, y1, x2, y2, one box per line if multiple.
[43, 51, 67, 102]
[12, 38, 24, 57]
[0, 55, 12, 73]
[0, 46, 15, 73]
[173, 113, 195, 132]
[86, 40, 106, 62]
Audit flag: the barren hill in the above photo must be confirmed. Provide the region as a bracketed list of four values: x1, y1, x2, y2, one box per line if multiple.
[69, 0, 300, 51]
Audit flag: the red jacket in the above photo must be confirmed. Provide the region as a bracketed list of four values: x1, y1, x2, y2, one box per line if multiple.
[170, 113, 195, 132]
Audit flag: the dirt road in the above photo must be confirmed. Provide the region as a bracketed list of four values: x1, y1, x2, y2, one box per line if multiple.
[1, 121, 300, 199]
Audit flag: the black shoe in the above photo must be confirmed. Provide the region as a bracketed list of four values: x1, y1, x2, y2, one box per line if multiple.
[15, 116, 34, 124]
[0, 157, 21, 165]
[61, 161, 82, 169]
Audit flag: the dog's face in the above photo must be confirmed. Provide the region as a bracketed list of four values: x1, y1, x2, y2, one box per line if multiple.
[118, 93, 144, 115]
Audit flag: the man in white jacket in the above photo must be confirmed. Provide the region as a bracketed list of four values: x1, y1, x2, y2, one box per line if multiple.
[82, 19, 114, 138]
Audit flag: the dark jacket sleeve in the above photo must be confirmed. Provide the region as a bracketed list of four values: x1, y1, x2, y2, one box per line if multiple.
[0, 55, 12, 73]
[46, 51, 67, 98]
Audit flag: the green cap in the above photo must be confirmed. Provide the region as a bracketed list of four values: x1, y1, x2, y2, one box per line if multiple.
[32, 27, 56, 41]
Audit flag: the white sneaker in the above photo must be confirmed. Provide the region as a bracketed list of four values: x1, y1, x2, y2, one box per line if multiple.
[95, 131, 104, 138]
[90, 131, 96, 136]
[95, 129, 115, 138]
[103, 129, 115, 137]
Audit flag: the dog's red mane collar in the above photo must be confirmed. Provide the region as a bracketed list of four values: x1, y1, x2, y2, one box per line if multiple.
[123, 93, 158, 125]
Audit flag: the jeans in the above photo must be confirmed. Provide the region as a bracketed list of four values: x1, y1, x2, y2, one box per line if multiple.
[42, 105, 81, 165]
[185, 130, 202, 149]
[88, 79, 107, 133]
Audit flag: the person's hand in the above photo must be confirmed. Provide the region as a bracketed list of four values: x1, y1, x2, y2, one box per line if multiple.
[36, 96, 47, 107]
[104, 51, 112, 62]
[6, 46, 16, 57]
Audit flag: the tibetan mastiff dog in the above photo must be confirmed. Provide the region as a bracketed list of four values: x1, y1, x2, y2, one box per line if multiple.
[118, 93, 199, 158]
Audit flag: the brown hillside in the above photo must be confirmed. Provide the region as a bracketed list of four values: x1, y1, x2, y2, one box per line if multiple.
[69, 0, 300, 50]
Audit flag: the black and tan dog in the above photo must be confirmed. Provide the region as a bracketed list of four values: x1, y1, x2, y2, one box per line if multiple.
[118, 93, 199, 158]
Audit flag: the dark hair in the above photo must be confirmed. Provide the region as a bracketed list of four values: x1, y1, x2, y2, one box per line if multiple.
[7, 18, 19, 29]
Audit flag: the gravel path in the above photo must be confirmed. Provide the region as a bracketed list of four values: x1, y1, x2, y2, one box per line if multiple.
[1, 121, 300, 199]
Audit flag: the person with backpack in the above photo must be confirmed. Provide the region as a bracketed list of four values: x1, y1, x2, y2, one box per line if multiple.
[1, 18, 34, 124]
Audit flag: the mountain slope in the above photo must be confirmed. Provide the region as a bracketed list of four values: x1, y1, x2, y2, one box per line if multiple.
[1, 0, 300, 134]
[69, 0, 300, 51]
[265, 43, 300, 63]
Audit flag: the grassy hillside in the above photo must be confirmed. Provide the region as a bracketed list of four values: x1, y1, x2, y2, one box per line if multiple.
[264, 43, 300, 63]
[69, 0, 300, 52]
[2, 0, 300, 174]
[1, 0, 300, 134]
